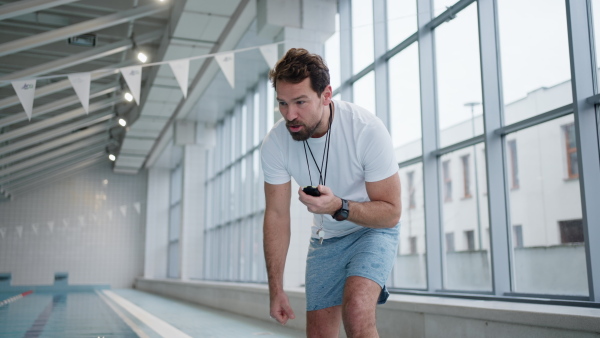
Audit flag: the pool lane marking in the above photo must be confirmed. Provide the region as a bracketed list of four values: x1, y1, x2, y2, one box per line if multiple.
[101, 290, 192, 338]
[0, 290, 33, 307]
[96, 290, 149, 338]
[24, 294, 63, 338]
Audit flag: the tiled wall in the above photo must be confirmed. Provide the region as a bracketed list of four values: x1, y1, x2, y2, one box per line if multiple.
[0, 163, 147, 288]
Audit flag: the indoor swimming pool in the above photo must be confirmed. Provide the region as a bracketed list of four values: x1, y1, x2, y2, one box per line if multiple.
[0, 289, 304, 337]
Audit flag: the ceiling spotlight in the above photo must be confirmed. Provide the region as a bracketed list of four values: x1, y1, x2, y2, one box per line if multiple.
[137, 52, 148, 63]
[124, 92, 133, 102]
[118, 118, 127, 127]
[108, 154, 116, 161]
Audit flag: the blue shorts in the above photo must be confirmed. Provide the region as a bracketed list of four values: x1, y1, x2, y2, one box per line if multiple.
[305, 224, 400, 311]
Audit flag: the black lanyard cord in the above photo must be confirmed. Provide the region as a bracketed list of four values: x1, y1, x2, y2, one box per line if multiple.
[303, 103, 333, 186]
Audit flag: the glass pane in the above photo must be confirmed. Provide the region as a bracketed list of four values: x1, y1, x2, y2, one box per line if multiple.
[169, 204, 180, 241]
[434, 0, 460, 17]
[594, 0, 600, 91]
[325, 13, 341, 91]
[439, 143, 491, 291]
[387, 0, 417, 49]
[391, 162, 426, 289]
[254, 90, 260, 147]
[435, 3, 483, 147]
[352, 71, 376, 115]
[498, 0, 572, 125]
[506, 115, 587, 296]
[168, 242, 180, 278]
[170, 165, 182, 205]
[389, 43, 422, 163]
[352, 0, 374, 73]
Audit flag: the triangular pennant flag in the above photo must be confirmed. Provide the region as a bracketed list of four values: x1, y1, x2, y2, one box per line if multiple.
[120, 205, 128, 217]
[0, 228, 6, 239]
[108, 210, 113, 221]
[120, 66, 142, 105]
[259, 44, 279, 69]
[168, 60, 189, 98]
[48, 221, 54, 233]
[16, 226, 23, 238]
[215, 52, 235, 89]
[68, 73, 91, 114]
[133, 202, 141, 214]
[11, 79, 37, 120]
[31, 224, 38, 235]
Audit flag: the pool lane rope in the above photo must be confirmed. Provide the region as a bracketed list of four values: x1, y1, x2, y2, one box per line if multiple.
[0, 290, 33, 307]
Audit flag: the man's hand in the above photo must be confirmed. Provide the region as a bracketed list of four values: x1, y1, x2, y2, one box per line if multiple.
[298, 185, 341, 215]
[270, 291, 296, 325]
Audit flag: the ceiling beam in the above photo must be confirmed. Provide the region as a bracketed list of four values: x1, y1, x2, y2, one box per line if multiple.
[0, 134, 106, 177]
[0, 82, 119, 128]
[0, 97, 119, 143]
[0, 29, 163, 83]
[0, 0, 80, 21]
[0, 111, 113, 156]
[0, 147, 105, 186]
[0, 124, 107, 166]
[0, 3, 168, 58]
[4, 154, 106, 197]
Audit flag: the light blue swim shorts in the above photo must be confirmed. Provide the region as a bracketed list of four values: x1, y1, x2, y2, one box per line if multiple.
[305, 224, 400, 311]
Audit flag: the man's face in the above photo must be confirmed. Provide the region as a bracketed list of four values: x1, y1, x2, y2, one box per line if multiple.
[276, 78, 332, 141]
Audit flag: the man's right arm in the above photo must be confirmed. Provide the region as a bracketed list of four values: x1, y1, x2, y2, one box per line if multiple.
[263, 181, 295, 324]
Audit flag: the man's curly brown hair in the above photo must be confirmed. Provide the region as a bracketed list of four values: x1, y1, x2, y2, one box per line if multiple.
[268, 48, 330, 97]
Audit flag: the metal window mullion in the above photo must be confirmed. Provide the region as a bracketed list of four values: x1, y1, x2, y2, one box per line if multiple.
[417, 0, 443, 293]
[477, 0, 511, 296]
[565, 0, 600, 302]
[339, 0, 353, 101]
[373, 0, 389, 126]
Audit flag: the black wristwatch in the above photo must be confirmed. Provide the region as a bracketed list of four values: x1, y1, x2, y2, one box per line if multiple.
[333, 198, 349, 221]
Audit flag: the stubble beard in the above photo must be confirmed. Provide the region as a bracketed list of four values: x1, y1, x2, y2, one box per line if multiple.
[287, 119, 321, 141]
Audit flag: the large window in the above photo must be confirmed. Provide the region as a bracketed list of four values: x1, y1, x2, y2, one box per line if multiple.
[434, 3, 483, 147]
[389, 43, 422, 163]
[386, 0, 417, 49]
[497, 0, 572, 125]
[351, 0, 374, 73]
[506, 116, 587, 296]
[440, 145, 491, 292]
[168, 164, 182, 279]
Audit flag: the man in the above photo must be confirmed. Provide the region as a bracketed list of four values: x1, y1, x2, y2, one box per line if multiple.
[261, 48, 401, 338]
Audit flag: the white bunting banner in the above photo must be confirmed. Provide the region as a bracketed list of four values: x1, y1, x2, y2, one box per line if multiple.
[120, 205, 128, 217]
[31, 224, 38, 235]
[168, 60, 189, 98]
[133, 202, 141, 214]
[11, 79, 37, 120]
[120, 66, 142, 105]
[259, 43, 279, 69]
[16, 226, 23, 238]
[215, 52, 235, 89]
[108, 210, 113, 221]
[0, 228, 6, 239]
[48, 221, 54, 233]
[68, 73, 91, 114]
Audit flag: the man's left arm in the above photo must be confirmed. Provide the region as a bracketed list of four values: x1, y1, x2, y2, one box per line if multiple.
[299, 173, 402, 228]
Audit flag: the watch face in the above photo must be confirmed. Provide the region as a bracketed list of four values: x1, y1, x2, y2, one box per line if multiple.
[335, 210, 349, 221]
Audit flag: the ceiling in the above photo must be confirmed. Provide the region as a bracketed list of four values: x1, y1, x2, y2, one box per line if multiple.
[0, 0, 269, 201]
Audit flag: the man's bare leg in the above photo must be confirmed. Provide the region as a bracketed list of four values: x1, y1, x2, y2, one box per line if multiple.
[306, 305, 342, 338]
[342, 276, 381, 338]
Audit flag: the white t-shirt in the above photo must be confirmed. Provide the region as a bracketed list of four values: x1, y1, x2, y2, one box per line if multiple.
[261, 100, 399, 239]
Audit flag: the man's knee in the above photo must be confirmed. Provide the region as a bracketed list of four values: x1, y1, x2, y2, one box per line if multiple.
[341, 276, 380, 334]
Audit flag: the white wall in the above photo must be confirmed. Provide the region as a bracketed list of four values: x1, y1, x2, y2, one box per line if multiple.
[0, 163, 147, 288]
